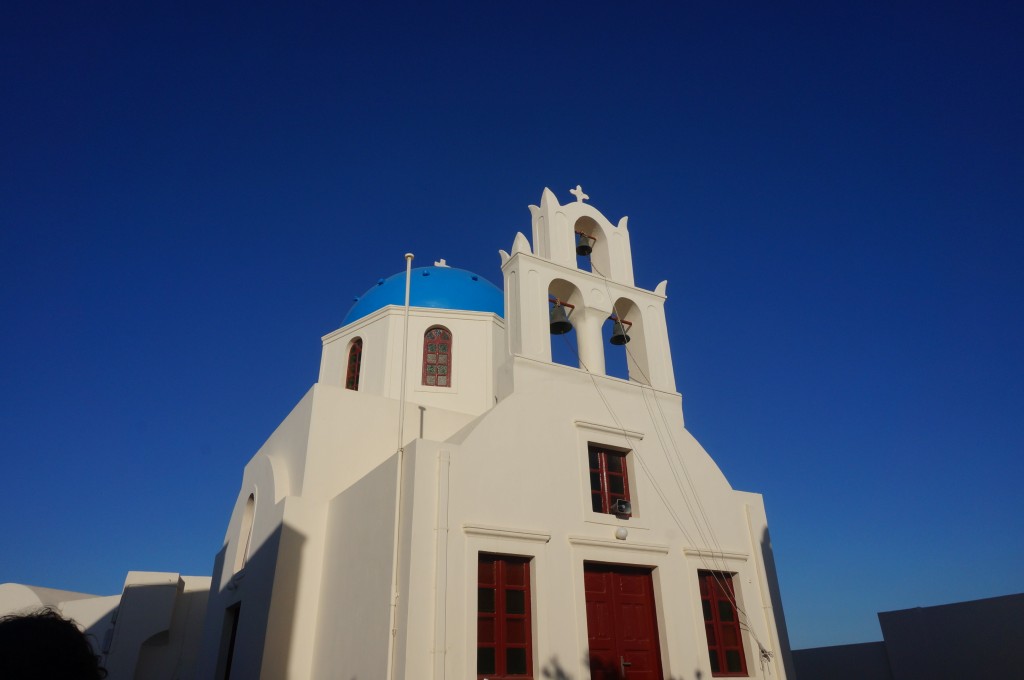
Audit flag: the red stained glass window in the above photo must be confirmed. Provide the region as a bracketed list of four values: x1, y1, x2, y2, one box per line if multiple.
[422, 326, 452, 387]
[699, 571, 747, 676]
[478, 553, 532, 678]
[345, 338, 363, 390]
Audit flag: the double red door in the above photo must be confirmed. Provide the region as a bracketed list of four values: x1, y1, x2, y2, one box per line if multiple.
[584, 563, 664, 680]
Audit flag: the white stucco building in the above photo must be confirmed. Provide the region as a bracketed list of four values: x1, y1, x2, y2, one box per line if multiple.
[2, 187, 794, 680]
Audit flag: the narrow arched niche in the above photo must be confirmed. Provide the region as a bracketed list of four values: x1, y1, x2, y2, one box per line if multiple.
[234, 493, 255, 573]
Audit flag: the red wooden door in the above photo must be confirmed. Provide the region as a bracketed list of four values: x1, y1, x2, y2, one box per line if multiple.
[584, 563, 663, 680]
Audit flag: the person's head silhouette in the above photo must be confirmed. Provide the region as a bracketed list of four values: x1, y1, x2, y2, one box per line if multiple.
[0, 608, 106, 679]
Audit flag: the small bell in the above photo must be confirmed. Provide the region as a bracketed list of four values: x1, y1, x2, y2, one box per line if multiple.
[575, 232, 593, 256]
[609, 320, 631, 345]
[550, 304, 573, 335]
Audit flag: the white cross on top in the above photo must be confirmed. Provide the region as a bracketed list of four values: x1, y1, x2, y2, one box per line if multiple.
[570, 185, 589, 203]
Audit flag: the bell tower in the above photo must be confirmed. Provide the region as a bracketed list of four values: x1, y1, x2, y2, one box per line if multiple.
[500, 187, 676, 392]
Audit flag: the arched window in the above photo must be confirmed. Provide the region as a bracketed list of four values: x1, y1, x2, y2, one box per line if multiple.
[345, 338, 363, 390]
[422, 326, 452, 387]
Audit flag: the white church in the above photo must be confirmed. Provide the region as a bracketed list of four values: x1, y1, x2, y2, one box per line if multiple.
[1, 188, 795, 680]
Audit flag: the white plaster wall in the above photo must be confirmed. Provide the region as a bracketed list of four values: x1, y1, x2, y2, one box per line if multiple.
[104, 572, 185, 679]
[49, 594, 121, 644]
[0, 584, 102, 614]
[319, 307, 394, 395]
[197, 443, 296, 680]
[321, 307, 505, 418]
[197, 495, 292, 680]
[401, 309, 503, 416]
[300, 384, 475, 503]
[197, 381, 479, 679]
[392, 439, 462, 680]
[326, 368, 790, 679]
[259, 496, 327, 679]
[403, 357, 788, 679]
[312, 454, 399, 679]
[119, 574, 211, 680]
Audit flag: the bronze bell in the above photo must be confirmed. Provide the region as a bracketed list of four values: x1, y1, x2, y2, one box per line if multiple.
[549, 304, 573, 335]
[576, 232, 593, 256]
[609, 320, 631, 345]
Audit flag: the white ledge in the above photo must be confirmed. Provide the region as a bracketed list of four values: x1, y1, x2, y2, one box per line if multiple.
[683, 548, 749, 562]
[574, 420, 645, 441]
[462, 523, 551, 543]
[568, 535, 669, 554]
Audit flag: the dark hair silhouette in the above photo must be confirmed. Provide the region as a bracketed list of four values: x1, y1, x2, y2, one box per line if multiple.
[0, 607, 107, 679]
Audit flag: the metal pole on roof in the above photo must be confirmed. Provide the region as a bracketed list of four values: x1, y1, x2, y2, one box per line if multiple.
[397, 252, 414, 453]
[387, 252, 414, 680]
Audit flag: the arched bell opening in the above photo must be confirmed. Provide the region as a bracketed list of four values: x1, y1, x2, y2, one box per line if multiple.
[548, 278, 584, 370]
[601, 315, 631, 380]
[573, 215, 608, 275]
[610, 297, 651, 384]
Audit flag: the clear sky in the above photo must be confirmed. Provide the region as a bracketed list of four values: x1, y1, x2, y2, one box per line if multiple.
[2, 2, 1021, 650]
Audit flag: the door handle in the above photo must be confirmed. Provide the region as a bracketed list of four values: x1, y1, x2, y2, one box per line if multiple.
[620, 655, 633, 677]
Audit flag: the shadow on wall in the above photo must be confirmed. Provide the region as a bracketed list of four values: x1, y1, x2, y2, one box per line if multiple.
[86, 577, 210, 679]
[198, 521, 306, 680]
[761, 526, 796, 680]
[79, 606, 117, 659]
[257, 522, 306, 679]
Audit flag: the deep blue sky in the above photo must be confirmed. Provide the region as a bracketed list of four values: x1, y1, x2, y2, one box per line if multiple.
[2, 2, 1021, 650]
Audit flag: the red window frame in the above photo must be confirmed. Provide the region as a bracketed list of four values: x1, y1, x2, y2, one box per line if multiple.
[477, 553, 533, 679]
[422, 326, 452, 387]
[588, 445, 630, 516]
[345, 338, 363, 390]
[698, 571, 748, 677]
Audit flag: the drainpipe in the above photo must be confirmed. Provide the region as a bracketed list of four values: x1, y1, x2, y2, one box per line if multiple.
[387, 253, 414, 680]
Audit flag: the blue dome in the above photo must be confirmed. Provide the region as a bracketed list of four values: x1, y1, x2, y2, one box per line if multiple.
[343, 266, 504, 325]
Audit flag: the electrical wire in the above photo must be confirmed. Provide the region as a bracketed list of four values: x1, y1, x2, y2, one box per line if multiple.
[561, 257, 774, 656]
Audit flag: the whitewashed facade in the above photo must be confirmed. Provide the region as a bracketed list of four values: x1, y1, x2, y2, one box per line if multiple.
[2, 188, 794, 680]
[195, 187, 794, 679]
